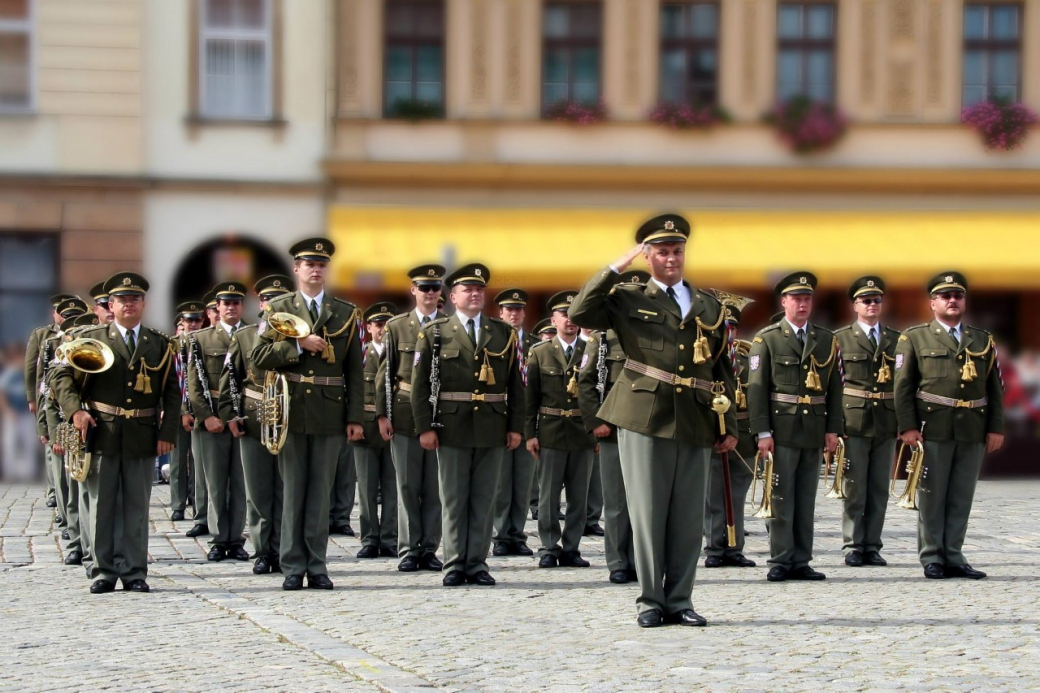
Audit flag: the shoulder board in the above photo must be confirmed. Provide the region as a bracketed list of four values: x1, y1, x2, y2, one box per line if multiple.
[146, 327, 172, 340]
[812, 324, 835, 338]
[387, 313, 410, 325]
[488, 316, 510, 326]
[967, 325, 992, 337]
[427, 317, 450, 327]
[904, 324, 929, 333]
[759, 323, 781, 335]
[884, 326, 902, 337]
[267, 293, 294, 308]
[834, 325, 853, 335]
[79, 325, 108, 338]
[696, 290, 722, 308]
[333, 297, 357, 309]
[530, 340, 553, 353]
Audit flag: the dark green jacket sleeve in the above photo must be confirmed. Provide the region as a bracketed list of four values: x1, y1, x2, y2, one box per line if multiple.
[524, 349, 542, 440]
[747, 335, 772, 437]
[410, 329, 434, 435]
[985, 342, 1006, 436]
[577, 332, 607, 434]
[893, 335, 920, 434]
[568, 267, 623, 331]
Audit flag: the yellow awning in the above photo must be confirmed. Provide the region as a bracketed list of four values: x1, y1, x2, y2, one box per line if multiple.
[329, 207, 1040, 291]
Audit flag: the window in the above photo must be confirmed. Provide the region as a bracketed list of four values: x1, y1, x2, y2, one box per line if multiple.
[0, 234, 56, 347]
[542, 2, 602, 113]
[659, 2, 719, 106]
[963, 4, 1021, 106]
[199, 0, 272, 119]
[383, 0, 445, 118]
[776, 2, 835, 103]
[0, 0, 33, 112]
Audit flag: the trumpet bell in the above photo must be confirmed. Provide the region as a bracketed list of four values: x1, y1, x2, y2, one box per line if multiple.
[60, 338, 115, 373]
[267, 312, 311, 340]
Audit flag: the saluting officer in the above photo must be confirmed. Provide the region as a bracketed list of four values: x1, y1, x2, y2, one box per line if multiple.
[491, 288, 538, 557]
[51, 272, 180, 593]
[251, 238, 364, 591]
[376, 264, 447, 573]
[219, 275, 292, 575]
[702, 294, 758, 569]
[748, 272, 844, 583]
[569, 214, 738, 628]
[894, 271, 1004, 580]
[170, 301, 205, 523]
[527, 291, 596, 568]
[189, 282, 250, 563]
[411, 263, 524, 587]
[834, 276, 900, 567]
[354, 302, 399, 559]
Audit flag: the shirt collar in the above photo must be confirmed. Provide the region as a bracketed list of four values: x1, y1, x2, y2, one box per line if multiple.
[857, 321, 881, 338]
[373, 341, 385, 356]
[457, 312, 482, 330]
[651, 277, 686, 295]
[220, 321, 241, 336]
[415, 307, 436, 323]
[300, 289, 325, 306]
[115, 322, 139, 341]
[785, 318, 808, 333]
[557, 335, 578, 351]
[937, 320, 963, 334]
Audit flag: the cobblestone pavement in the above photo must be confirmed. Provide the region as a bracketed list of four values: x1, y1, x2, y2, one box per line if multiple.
[1, 479, 1038, 692]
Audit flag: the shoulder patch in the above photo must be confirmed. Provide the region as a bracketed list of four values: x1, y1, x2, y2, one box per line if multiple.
[898, 334, 909, 342]
[753, 336, 764, 344]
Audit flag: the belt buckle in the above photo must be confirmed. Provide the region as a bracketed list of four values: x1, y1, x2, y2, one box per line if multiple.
[797, 395, 812, 405]
[955, 399, 972, 409]
[121, 409, 134, 419]
[471, 393, 486, 402]
[560, 410, 572, 418]
[676, 376, 694, 388]
[299, 375, 315, 385]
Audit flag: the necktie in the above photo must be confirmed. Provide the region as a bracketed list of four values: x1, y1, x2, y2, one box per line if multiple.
[565, 345, 573, 363]
[949, 327, 958, 345]
[126, 329, 136, 353]
[309, 300, 319, 323]
[868, 328, 877, 351]
[796, 328, 805, 349]
[666, 287, 680, 310]
[421, 316, 430, 326]
[467, 319, 477, 345]
[229, 324, 237, 336]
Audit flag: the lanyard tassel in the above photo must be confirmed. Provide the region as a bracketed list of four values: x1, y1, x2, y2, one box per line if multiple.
[877, 361, 892, 384]
[961, 358, 977, 382]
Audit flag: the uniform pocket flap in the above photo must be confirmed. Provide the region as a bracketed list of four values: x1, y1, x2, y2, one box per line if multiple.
[776, 355, 800, 366]
[843, 352, 869, 362]
[922, 348, 949, 357]
[205, 349, 228, 358]
[630, 374, 660, 393]
[542, 366, 563, 376]
[440, 349, 460, 359]
[630, 309, 665, 324]
[399, 341, 416, 352]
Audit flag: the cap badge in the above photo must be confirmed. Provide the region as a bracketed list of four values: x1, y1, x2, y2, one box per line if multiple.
[227, 285, 235, 292]
[475, 268, 482, 277]
[799, 276, 807, 284]
[867, 280, 875, 287]
[123, 277, 132, 286]
[945, 275, 954, 283]
[664, 221, 675, 230]
[566, 295, 573, 303]
[315, 242, 324, 251]
[428, 269, 436, 276]
[273, 280, 281, 287]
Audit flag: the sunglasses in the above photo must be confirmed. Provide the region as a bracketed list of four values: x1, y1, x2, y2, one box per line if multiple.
[935, 291, 965, 301]
[858, 297, 882, 305]
[414, 284, 442, 293]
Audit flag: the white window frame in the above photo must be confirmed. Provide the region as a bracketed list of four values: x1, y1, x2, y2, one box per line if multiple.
[0, 0, 35, 114]
[198, 0, 273, 120]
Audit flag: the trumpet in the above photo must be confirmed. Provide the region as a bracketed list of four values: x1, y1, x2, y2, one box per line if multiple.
[259, 371, 290, 454]
[750, 451, 780, 519]
[267, 312, 310, 340]
[56, 338, 114, 374]
[891, 440, 927, 510]
[824, 438, 851, 500]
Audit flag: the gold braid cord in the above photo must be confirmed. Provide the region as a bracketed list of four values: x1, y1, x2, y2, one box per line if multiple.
[696, 308, 726, 365]
[134, 341, 176, 395]
[961, 334, 995, 382]
[479, 327, 517, 386]
[320, 307, 362, 365]
[805, 337, 839, 392]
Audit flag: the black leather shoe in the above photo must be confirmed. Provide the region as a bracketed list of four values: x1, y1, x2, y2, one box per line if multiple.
[269, 556, 282, 574]
[90, 579, 116, 594]
[557, 509, 566, 521]
[667, 609, 707, 627]
[704, 555, 724, 568]
[282, 574, 304, 590]
[515, 543, 533, 556]
[538, 554, 558, 568]
[626, 569, 638, 582]
[609, 569, 629, 584]
[356, 545, 379, 559]
[845, 551, 864, 567]
[863, 551, 888, 567]
[125, 579, 150, 593]
[61, 529, 70, 541]
[228, 546, 250, 561]
[307, 574, 334, 590]
[398, 555, 420, 572]
[46, 497, 57, 508]
[186, 524, 209, 538]
[722, 554, 757, 568]
[946, 564, 987, 580]
[379, 545, 397, 557]
[64, 550, 83, 566]
[559, 551, 590, 567]
[767, 566, 789, 582]
[492, 542, 510, 557]
[584, 524, 605, 537]
[637, 609, 664, 628]
[467, 571, 496, 586]
[330, 524, 354, 537]
[530, 509, 539, 521]
[171, 510, 185, 522]
[924, 563, 946, 579]
[207, 546, 225, 562]
[442, 570, 466, 587]
[420, 553, 443, 571]
[253, 556, 272, 574]
[790, 566, 826, 581]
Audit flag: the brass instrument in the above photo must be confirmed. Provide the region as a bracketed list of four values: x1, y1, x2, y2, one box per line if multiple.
[59, 421, 92, 483]
[824, 438, 851, 500]
[56, 338, 115, 374]
[750, 451, 780, 519]
[259, 370, 290, 454]
[267, 312, 311, 340]
[891, 440, 927, 510]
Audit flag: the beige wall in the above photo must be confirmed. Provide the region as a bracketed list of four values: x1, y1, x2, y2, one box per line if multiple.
[0, 0, 143, 175]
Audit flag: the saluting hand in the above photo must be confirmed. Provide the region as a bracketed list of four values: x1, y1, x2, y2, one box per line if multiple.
[612, 244, 647, 273]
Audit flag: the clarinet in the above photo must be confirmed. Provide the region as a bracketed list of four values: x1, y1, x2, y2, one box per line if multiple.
[179, 341, 194, 415]
[39, 339, 54, 399]
[385, 342, 394, 425]
[595, 330, 609, 404]
[189, 334, 215, 415]
[429, 325, 443, 429]
[225, 359, 245, 422]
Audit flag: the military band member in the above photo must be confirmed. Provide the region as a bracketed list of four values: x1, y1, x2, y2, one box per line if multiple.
[251, 238, 364, 591]
[89, 282, 114, 325]
[171, 301, 205, 523]
[527, 291, 596, 568]
[52, 272, 180, 593]
[329, 439, 357, 536]
[189, 282, 250, 562]
[580, 325, 605, 539]
[354, 302, 399, 559]
[894, 271, 1004, 580]
[535, 319, 556, 342]
[204, 291, 219, 329]
[834, 276, 900, 567]
[219, 275, 292, 574]
[569, 214, 738, 628]
[376, 264, 447, 573]
[491, 288, 538, 557]
[411, 263, 524, 586]
[703, 296, 758, 569]
[748, 272, 844, 583]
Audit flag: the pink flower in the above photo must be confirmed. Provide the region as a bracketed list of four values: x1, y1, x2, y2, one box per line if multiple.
[962, 100, 1038, 151]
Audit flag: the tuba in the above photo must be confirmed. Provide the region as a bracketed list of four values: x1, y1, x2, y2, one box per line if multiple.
[750, 451, 780, 519]
[266, 312, 310, 341]
[891, 440, 927, 510]
[57, 338, 115, 374]
[824, 438, 851, 500]
[259, 371, 290, 454]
